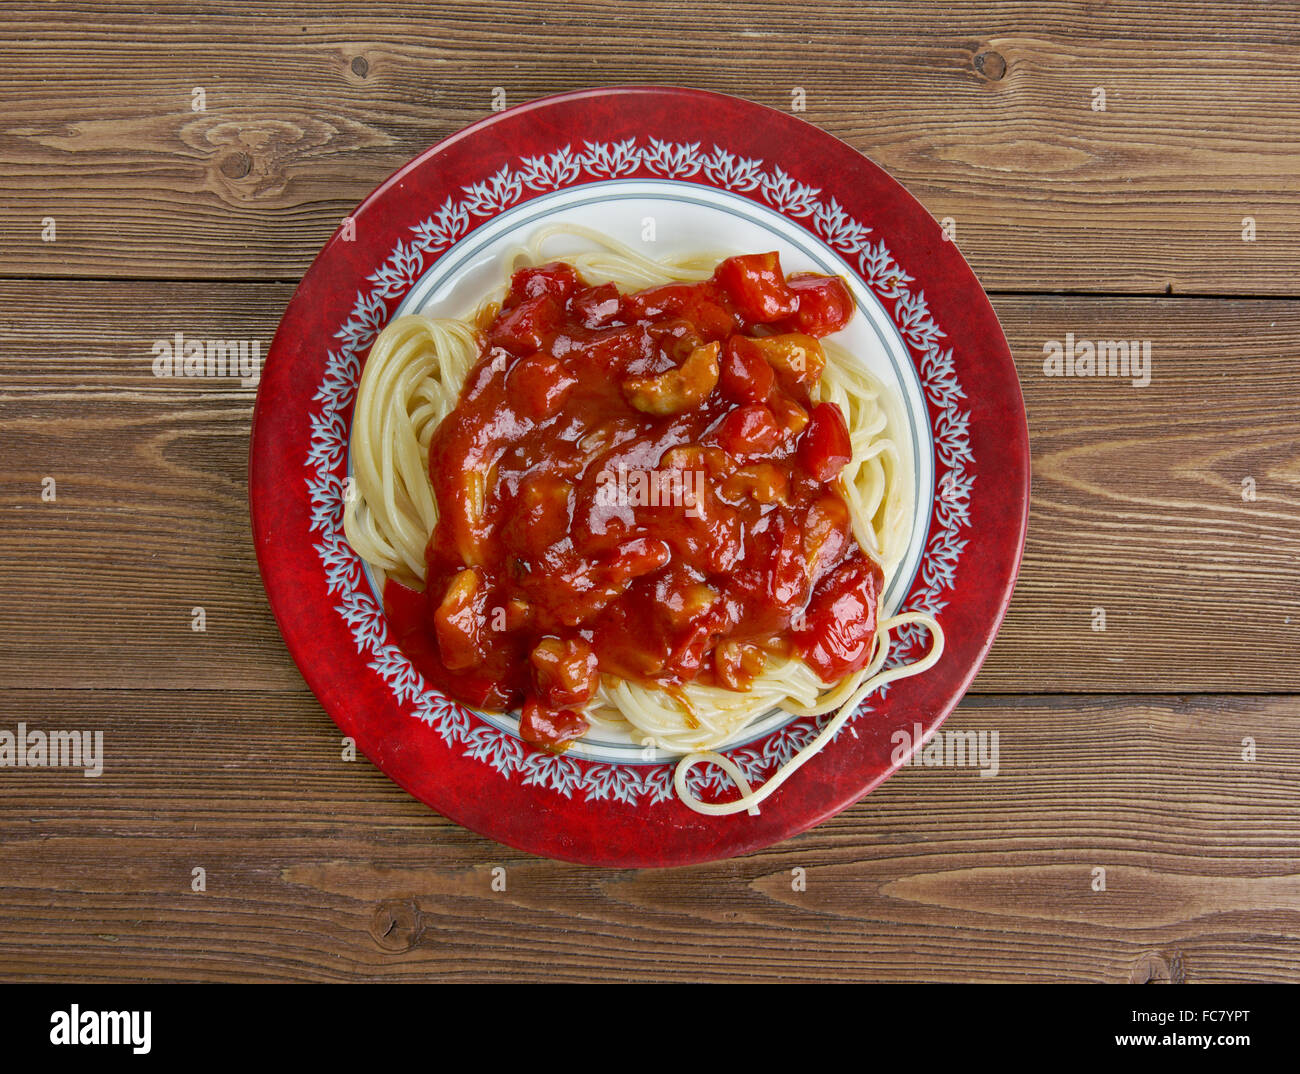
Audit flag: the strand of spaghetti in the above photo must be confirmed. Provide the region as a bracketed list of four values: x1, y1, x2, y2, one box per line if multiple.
[514, 222, 717, 286]
[344, 315, 479, 582]
[593, 655, 832, 753]
[820, 338, 909, 573]
[682, 753, 763, 817]
[672, 612, 945, 817]
[777, 666, 870, 719]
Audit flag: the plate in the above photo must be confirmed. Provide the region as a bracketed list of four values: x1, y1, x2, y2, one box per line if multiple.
[249, 86, 1029, 866]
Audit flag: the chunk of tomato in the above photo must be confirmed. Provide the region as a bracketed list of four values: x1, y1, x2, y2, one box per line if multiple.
[507, 262, 580, 305]
[487, 293, 562, 355]
[792, 557, 883, 681]
[717, 403, 783, 456]
[719, 335, 775, 403]
[714, 252, 797, 324]
[507, 353, 576, 419]
[520, 700, 590, 754]
[768, 512, 808, 608]
[798, 402, 852, 482]
[569, 282, 623, 328]
[623, 283, 736, 339]
[783, 273, 854, 337]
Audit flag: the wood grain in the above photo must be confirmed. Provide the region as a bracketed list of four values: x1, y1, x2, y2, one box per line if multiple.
[2, 2, 1298, 985]
[0, 689, 1295, 982]
[1, 2, 1298, 292]
[1, 282, 1296, 693]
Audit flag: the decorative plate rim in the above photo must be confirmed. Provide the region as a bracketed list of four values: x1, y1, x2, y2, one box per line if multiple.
[250, 86, 1029, 866]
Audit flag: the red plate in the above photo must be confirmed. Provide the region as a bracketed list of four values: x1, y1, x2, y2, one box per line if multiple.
[249, 86, 1029, 867]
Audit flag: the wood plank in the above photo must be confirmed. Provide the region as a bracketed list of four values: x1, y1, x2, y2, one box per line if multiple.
[995, 294, 1300, 692]
[0, 690, 1296, 981]
[0, 281, 304, 691]
[1, 2, 1298, 292]
[1, 282, 1297, 692]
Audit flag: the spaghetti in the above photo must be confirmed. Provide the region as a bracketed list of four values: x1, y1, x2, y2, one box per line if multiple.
[343, 226, 943, 816]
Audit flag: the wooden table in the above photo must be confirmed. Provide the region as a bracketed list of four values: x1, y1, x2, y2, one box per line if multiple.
[2, 2, 1297, 983]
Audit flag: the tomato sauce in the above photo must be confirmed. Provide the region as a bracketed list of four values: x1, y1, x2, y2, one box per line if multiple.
[382, 252, 884, 752]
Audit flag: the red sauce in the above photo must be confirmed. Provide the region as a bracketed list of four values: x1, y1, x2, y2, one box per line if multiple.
[382, 252, 884, 752]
